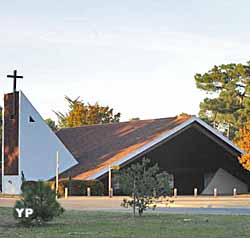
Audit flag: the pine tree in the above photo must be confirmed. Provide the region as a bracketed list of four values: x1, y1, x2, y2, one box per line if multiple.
[115, 158, 171, 216]
[13, 181, 64, 225]
[195, 62, 250, 139]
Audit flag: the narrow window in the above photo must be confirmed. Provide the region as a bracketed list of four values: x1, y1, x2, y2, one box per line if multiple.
[29, 116, 35, 122]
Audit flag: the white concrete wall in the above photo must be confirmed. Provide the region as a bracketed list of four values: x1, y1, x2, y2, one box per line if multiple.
[204, 172, 215, 188]
[2, 176, 22, 194]
[19, 91, 78, 181]
[202, 168, 248, 195]
[2, 91, 78, 194]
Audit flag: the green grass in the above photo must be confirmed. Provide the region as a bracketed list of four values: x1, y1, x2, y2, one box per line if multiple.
[1, 207, 250, 238]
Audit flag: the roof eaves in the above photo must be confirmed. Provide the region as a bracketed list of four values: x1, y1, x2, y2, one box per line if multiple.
[86, 116, 244, 180]
[86, 116, 196, 179]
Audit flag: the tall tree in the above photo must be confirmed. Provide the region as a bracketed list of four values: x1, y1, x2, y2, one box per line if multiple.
[55, 96, 121, 128]
[235, 123, 250, 171]
[195, 62, 250, 139]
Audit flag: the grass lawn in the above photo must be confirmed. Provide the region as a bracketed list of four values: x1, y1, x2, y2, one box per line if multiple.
[1, 207, 250, 238]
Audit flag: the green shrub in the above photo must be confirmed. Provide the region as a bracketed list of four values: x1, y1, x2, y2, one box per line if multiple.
[21, 179, 104, 197]
[21, 181, 64, 198]
[14, 181, 64, 225]
[60, 180, 104, 196]
[45, 181, 64, 197]
[60, 180, 85, 196]
[21, 180, 37, 191]
[82, 180, 104, 196]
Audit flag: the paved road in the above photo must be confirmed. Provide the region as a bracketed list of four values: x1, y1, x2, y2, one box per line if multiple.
[2, 196, 250, 215]
[0, 197, 16, 207]
[155, 207, 250, 215]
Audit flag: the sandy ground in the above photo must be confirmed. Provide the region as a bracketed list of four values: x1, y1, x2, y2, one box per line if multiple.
[0, 196, 127, 210]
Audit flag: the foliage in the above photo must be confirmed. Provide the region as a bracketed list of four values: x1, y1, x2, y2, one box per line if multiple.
[14, 181, 64, 225]
[115, 158, 171, 216]
[22, 180, 64, 197]
[55, 96, 121, 128]
[60, 179, 104, 196]
[21, 180, 104, 197]
[179, 112, 190, 117]
[45, 118, 58, 131]
[129, 117, 140, 121]
[234, 122, 250, 170]
[195, 62, 250, 139]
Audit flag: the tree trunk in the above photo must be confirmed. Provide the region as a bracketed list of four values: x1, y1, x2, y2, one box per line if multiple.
[133, 179, 136, 217]
[139, 208, 143, 216]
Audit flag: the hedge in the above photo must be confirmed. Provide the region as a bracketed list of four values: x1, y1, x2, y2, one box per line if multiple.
[60, 180, 104, 196]
[21, 180, 104, 197]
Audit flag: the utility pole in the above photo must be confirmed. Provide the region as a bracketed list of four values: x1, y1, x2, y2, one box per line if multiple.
[56, 151, 59, 199]
[108, 165, 112, 197]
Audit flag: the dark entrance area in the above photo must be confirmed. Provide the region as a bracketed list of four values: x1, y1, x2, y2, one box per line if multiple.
[174, 169, 204, 195]
[140, 122, 249, 195]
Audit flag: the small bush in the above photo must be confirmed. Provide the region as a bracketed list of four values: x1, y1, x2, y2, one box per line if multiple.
[117, 158, 171, 216]
[22, 179, 104, 197]
[14, 181, 64, 225]
[60, 180, 104, 196]
[60, 180, 85, 196]
[22, 181, 64, 198]
[45, 181, 64, 197]
[83, 180, 104, 196]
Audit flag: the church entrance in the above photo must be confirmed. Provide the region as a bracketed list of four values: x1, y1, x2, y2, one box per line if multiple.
[174, 169, 204, 195]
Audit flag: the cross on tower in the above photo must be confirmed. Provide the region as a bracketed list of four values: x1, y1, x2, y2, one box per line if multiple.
[7, 70, 23, 117]
[7, 70, 23, 93]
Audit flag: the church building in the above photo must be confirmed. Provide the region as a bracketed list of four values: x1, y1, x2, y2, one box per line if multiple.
[1, 89, 250, 195]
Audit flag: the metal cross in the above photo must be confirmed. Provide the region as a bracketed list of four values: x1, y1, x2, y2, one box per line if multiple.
[7, 70, 23, 117]
[7, 70, 23, 93]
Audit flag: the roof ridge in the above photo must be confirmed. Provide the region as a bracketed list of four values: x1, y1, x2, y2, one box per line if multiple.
[56, 116, 181, 132]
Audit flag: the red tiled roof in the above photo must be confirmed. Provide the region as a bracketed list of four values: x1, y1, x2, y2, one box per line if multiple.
[56, 115, 191, 180]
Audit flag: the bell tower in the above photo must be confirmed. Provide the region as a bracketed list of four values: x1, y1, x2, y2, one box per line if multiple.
[1, 70, 78, 194]
[3, 92, 19, 176]
[2, 70, 23, 193]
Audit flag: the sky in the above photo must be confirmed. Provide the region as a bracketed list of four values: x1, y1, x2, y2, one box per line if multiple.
[1, 0, 250, 122]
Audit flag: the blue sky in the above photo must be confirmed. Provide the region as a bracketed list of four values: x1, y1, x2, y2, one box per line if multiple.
[1, 0, 250, 121]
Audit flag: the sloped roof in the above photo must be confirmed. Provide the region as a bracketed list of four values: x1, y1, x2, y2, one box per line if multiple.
[56, 115, 192, 180]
